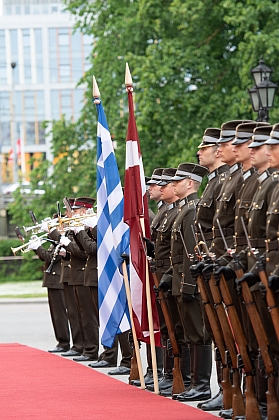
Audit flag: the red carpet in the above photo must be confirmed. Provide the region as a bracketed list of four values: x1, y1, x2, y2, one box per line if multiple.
[0, 343, 217, 419]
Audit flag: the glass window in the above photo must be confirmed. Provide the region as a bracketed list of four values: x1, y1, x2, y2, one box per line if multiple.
[6, 6, 12, 15]
[14, 91, 22, 119]
[24, 6, 30, 14]
[48, 29, 57, 52]
[59, 64, 70, 81]
[25, 122, 35, 145]
[35, 91, 44, 118]
[0, 93, 10, 118]
[58, 29, 69, 46]
[10, 30, 19, 84]
[38, 122, 45, 144]
[51, 6, 58, 13]
[0, 31, 6, 85]
[1, 122, 11, 146]
[33, 6, 40, 14]
[34, 29, 43, 83]
[24, 92, 34, 117]
[61, 90, 72, 119]
[15, 6, 21, 14]
[49, 59, 58, 82]
[74, 90, 84, 120]
[42, 5, 48, 14]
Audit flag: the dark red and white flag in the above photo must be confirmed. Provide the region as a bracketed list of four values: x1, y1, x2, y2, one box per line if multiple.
[124, 84, 161, 346]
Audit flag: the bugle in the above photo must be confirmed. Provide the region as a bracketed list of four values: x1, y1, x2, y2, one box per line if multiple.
[11, 233, 48, 255]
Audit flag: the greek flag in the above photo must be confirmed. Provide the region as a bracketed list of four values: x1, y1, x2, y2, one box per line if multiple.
[96, 100, 131, 348]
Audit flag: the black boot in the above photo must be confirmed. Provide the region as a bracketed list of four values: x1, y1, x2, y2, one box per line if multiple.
[130, 368, 163, 386]
[169, 346, 191, 399]
[176, 344, 212, 402]
[147, 348, 173, 391]
[198, 361, 223, 410]
[219, 408, 233, 419]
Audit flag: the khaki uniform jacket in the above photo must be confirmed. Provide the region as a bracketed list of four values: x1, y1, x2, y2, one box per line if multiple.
[196, 164, 229, 245]
[166, 192, 199, 296]
[36, 244, 63, 289]
[75, 227, 97, 287]
[155, 201, 179, 279]
[150, 201, 168, 242]
[211, 163, 243, 258]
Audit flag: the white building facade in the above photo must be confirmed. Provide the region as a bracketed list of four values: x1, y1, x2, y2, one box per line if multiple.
[0, 0, 92, 183]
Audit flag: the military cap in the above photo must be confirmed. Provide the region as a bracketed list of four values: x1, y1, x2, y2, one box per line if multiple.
[63, 197, 75, 209]
[145, 176, 151, 184]
[198, 128, 221, 148]
[264, 123, 279, 145]
[158, 167, 177, 186]
[72, 197, 96, 209]
[218, 120, 254, 144]
[249, 125, 272, 148]
[172, 163, 208, 183]
[146, 168, 164, 185]
[232, 122, 270, 145]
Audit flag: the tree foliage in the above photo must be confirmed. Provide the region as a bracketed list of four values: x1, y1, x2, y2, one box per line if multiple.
[9, 0, 279, 225]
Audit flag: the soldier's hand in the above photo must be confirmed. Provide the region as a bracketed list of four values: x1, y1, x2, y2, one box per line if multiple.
[268, 275, 279, 293]
[236, 272, 260, 288]
[157, 274, 172, 292]
[71, 225, 84, 234]
[202, 264, 215, 281]
[190, 262, 204, 279]
[214, 266, 236, 282]
[142, 237, 155, 258]
[258, 282, 267, 299]
[121, 253, 130, 265]
[182, 293, 195, 303]
[60, 235, 71, 247]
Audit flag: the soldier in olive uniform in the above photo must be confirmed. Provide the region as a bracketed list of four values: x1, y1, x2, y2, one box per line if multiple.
[131, 168, 166, 386]
[28, 235, 70, 353]
[158, 163, 211, 402]
[195, 128, 229, 411]
[59, 197, 99, 362]
[44, 200, 84, 357]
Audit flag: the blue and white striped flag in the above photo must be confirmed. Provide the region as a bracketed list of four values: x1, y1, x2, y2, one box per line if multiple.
[96, 100, 131, 348]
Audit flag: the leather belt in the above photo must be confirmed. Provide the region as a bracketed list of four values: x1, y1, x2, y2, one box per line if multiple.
[155, 258, 171, 268]
[197, 231, 213, 241]
[249, 238, 266, 248]
[235, 237, 247, 246]
[266, 240, 279, 251]
[170, 254, 183, 265]
[213, 228, 234, 238]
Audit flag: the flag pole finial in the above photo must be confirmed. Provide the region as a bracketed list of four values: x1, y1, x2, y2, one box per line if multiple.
[93, 76, 101, 104]
[125, 63, 133, 92]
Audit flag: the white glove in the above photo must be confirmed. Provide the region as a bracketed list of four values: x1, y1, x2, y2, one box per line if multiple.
[59, 247, 67, 257]
[60, 235, 71, 247]
[40, 221, 50, 233]
[28, 240, 41, 251]
[84, 216, 97, 229]
[71, 225, 84, 234]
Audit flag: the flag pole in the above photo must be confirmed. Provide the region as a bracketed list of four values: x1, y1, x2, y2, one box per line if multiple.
[122, 261, 145, 388]
[125, 63, 159, 395]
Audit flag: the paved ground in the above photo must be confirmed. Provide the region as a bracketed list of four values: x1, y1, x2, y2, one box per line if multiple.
[0, 285, 219, 417]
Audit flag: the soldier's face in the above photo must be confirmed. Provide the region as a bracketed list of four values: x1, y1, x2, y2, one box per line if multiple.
[232, 142, 251, 166]
[218, 141, 236, 166]
[160, 183, 177, 203]
[197, 146, 215, 168]
[148, 184, 162, 202]
[172, 178, 190, 199]
[266, 144, 279, 168]
[250, 145, 268, 171]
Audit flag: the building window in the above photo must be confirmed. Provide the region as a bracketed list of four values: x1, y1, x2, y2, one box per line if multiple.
[58, 29, 69, 46]
[34, 29, 43, 83]
[25, 122, 35, 145]
[51, 6, 58, 13]
[24, 92, 34, 117]
[0, 30, 6, 85]
[42, 5, 48, 14]
[24, 6, 30, 14]
[59, 64, 70, 82]
[38, 122, 45, 144]
[6, 6, 12, 15]
[10, 30, 19, 84]
[1, 122, 11, 146]
[15, 6, 21, 14]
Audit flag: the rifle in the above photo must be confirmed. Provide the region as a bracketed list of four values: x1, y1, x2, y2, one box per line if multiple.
[241, 216, 279, 341]
[191, 226, 232, 410]
[140, 235, 185, 395]
[63, 197, 73, 216]
[128, 331, 140, 383]
[217, 219, 279, 420]
[29, 211, 38, 225]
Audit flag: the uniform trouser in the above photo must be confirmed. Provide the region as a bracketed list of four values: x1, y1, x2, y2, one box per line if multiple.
[47, 287, 70, 349]
[90, 286, 131, 365]
[176, 294, 211, 346]
[74, 285, 99, 358]
[63, 282, 83, 353]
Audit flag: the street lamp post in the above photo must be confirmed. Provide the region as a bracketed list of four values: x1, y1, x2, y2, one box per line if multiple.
[11, 62, 18, 184]
[248, 58, 278, 122]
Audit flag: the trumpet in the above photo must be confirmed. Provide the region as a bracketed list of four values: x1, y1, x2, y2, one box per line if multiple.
[11, 233, 48, 255]
[50, 211, 96, 230]
[23, 217, 61, 235]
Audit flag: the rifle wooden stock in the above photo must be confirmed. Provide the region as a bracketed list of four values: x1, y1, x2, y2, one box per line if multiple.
[218, 273, 261, 420]
[208, 274, 245, 418]
[196, 273, 232, 409]
[234, 264, 279, 420]
[129, 348, 140, 382]
[151, 270, 185, 395]
[258, 267, 279, 342]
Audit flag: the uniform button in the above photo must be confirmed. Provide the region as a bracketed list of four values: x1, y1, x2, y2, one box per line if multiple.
[68, 264, 71, 268]
[249, 218, 251, 222]
[53, 272, 56, 275]
[266, 258, 270, 262]
[82, 267, 85, 271]
[237, 199, 240, 203]
[275, 209, 278, 212]
[229, 177, 232, 180]
[235, 216, 238, 220]
[273, 202, 275, 205]
[248, 252, 251, 257]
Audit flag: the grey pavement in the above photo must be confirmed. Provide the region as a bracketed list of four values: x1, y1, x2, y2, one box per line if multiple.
[0, 286, 219, 417]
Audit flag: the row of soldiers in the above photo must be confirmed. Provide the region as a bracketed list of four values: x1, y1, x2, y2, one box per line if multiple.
[143, 120, 279, 420]
[27, 197, 132, 375]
